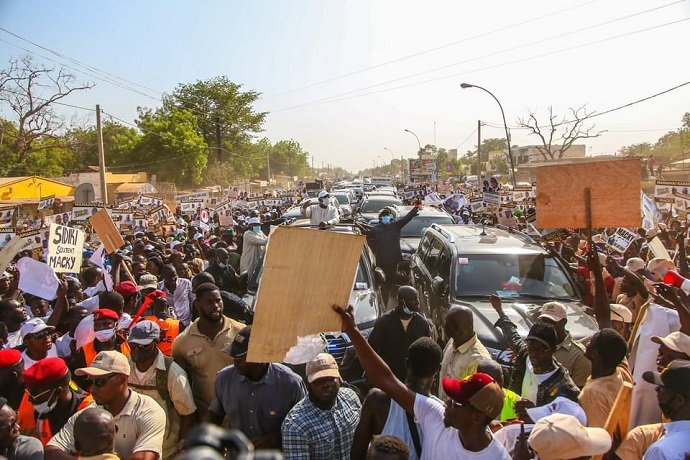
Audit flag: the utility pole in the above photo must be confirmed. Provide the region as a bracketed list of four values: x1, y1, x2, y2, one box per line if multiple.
[401, 156, 404, 183]
[477, 120, 482, 187]
[266, 149, 271, 184]
[215, 116, 222, 162]
[96, 104, 108, 204]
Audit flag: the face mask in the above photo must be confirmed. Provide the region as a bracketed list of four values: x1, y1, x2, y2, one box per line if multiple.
[252, 226, 262, 233]
[380, 215, 393, 225]
[400, 300, 414, 316]
[94, 328, 116, 343]
[319, 199, 329, 207]
[33, 389, 59, 415]
[217, 262, 226, 269]
[131, 346, 156, 364]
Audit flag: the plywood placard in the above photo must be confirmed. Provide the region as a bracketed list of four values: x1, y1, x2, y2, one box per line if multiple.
[89, 209, 126, 253]
[536, 158, 641, 228]
[247, 226, 365, 363]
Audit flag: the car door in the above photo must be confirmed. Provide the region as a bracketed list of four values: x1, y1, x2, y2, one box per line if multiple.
[429, 245, 452, 343]
[410, 233, 433, 314]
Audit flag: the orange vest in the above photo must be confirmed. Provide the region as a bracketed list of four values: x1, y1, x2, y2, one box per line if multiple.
[17, 387, 94, 446]
[144, 316, 180, 356]
[82, 339, 131, 365]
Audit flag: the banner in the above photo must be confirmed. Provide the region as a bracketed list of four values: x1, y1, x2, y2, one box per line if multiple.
[16, 229, 42, 250]
[47, 223, 86, 273]
[180, 200, 202, 215]
[641, 192, 657, 231]
[0, 206, 15, 227]
[37, 195, 55, 212]
[469, 197, 485, 213]
[483, 191, 501, 207]
[71, 203, 106, 222]
[609, 228, 637, 253]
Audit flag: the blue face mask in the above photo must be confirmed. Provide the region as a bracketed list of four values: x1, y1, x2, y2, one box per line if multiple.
[402, 305, 414, 315]
[380, 215, 393, 225]
[252, 226, 262, 233]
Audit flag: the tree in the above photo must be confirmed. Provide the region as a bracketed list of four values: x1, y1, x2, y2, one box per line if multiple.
[271, 139, 310, 179]
[134, 108, 207, 187]
[618, 142, 652, 158]
[162, 76, 266, 159]
[517, 105, 605, 160]
[63, 121, 141, 173]
[0, 55, 93, 165]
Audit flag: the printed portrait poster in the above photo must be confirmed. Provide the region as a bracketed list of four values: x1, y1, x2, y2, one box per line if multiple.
[0, 228, 15, 249]
[0, 206, 15, 228]
[47, 223, 86, 273]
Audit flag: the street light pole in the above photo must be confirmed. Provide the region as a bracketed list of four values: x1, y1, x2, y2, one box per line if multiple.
[460, 83, 517, 186]
[404, 129, 422, 158]
[384, 147, 396, 179]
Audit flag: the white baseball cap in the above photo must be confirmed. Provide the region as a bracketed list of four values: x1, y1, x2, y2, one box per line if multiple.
[20, 318, 55, 340]
[528, 414, 611, 460]
[525, 396, 587, 426]
[539, 302, 567, 322]
[610, 304, 633, 324]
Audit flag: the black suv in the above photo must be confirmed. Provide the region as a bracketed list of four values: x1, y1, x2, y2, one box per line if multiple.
[409, 223, 598, 366]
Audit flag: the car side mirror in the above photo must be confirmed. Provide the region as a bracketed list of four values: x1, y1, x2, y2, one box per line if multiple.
[374, 267, 386, 285]
[431, 276, 445, 295]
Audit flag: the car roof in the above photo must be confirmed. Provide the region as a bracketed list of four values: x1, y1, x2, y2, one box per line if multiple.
[397, 205, 453, 217]
[428, 224, 546, 254]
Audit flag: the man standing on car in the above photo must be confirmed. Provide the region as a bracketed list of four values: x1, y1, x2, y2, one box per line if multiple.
[301, 191, 340, 228]
[367, 201, 421, 305]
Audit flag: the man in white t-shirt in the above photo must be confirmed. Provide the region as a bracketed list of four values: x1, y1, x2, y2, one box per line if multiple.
[333, 304, 510, 460]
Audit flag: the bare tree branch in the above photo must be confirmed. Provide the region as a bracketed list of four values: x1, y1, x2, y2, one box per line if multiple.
[516, 104, 606, 160]
[0, 55, 94, 164]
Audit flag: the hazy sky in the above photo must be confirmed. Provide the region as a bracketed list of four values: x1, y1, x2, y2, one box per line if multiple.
[1, 0, 689, 172]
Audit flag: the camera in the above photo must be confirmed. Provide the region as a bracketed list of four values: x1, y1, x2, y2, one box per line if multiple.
[175, 424, 283, 460]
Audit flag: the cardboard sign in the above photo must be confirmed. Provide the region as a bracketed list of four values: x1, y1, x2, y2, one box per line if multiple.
[37, 195, 55, 212]
[609, 228, 637, 253]
[0, 236, 30, 274]
[16, 229, 42, 250]
[483, 191, 501, 207]
[247, 226, 365, 362]
[648, 236, 671, 261]
[47, 223, 86, 273]
[180, 200, 202, 215]
[469, 197, 485, 213]
[90, 209, 125, 253]
[536, 158, 640, 228]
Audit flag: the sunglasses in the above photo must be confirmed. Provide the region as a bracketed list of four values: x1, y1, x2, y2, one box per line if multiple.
[88, 374, 118, 388]
[29, 330, 52, 340]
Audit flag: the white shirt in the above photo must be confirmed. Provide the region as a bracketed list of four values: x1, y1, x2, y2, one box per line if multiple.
[22, 345, 59, 369]
[55, 333, 74, 358]
[158, 278, 193, 326]
[5, 330, 21, 349]
[413, 394, 511, 460]
[521, 359, 557, 404]
[302, 204, 340, 226]
[84, 280, 106, 297]
[643, 420, 690, 460]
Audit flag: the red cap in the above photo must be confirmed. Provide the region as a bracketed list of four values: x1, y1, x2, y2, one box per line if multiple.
[114, 281, 138, 298]
[23, 357, 68, 387]
[442, 373, 505, 420]
[93, 309, 120, 321]
[0, 349, 21, 368]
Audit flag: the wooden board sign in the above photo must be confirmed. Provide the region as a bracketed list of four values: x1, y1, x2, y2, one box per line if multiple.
[536, 158, 641, 228]
[89, 209, 126, 253]
[247, 226, 365, 363]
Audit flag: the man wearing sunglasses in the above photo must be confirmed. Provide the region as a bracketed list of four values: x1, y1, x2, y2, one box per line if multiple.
[46, 351, 165, 460]
[20, 318, 58, 370]
[17, 357, 92, 447]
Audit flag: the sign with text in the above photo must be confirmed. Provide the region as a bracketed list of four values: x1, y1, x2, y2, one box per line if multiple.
[37, 195, 55, 212]
[47, 223, 85, 273]
[609, 228, 637, 253]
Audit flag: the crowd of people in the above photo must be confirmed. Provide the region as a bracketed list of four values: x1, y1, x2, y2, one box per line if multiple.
[0, 185, 688, 460]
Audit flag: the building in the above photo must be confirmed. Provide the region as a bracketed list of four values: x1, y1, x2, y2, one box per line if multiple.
[514, 144, 586, 165]
[58, 167, 152, 204]
[0, 176, 75, 222]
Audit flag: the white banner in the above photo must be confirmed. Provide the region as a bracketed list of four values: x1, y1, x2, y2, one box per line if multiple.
[47, 223, 86, 273]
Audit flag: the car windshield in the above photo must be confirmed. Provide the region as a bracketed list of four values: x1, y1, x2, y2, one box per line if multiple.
[332, 194, 350, 205]
[453, 253, 578, 300]
[401, 216, 455, 237]
[360, 199, 401, 213]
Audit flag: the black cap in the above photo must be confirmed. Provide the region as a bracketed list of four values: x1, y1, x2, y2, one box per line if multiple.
[526, 322, 558, 350]
[227, 326, 252, 359]
[643, 359, 690, 396]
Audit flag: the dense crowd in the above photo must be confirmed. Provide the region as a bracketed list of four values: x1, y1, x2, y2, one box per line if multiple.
[0, 187, 689, 460]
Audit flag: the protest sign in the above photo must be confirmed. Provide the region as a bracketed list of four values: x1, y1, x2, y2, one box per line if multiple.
[0, 206, 15, 228]
[654, 179, 690, 199]
[247, 226, 365, 363]
[17, 257, 59, 300]
[180, 200, 202, 215]
[37, 195, 55, 212]
[648, 236, 671, 261]
[641, 192, 656, 231]
[469, 197, 485, 213]
[71, 203, 105, 222]
[89, 209, 125, 253]
[90, 244, 114, 291]
[512, 186, 532, 203]
[16, 229, 42, 250]
[0, 236, 29, 274]
[609, 228, 637, 253]
[536, 158, 640, 228]
[483, 191, 501, 207]
[496, 209, 517, 227]
[47, 223, 85, 273]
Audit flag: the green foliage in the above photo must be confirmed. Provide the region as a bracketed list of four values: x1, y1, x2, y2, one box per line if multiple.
[134, 108, 208, 187]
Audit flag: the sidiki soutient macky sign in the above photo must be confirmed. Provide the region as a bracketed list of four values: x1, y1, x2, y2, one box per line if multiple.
[47, 223, 85, 272]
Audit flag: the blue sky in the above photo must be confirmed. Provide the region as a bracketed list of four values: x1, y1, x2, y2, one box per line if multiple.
[1, 0, 689, 172]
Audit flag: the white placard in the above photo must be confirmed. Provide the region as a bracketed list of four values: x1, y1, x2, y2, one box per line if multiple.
[609, 228, 637, 253]
[17, 257, 59, 300]
[47, 223, 86, 273]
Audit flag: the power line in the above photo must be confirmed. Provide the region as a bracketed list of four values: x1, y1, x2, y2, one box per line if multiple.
[264, 0, 599, 100]
[0, 27, 164, 97]
[267, 17, 689, 113]
[269, 1, 681, 110]
[0, 87, 96, 112]
[455, 128, 478, 150]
